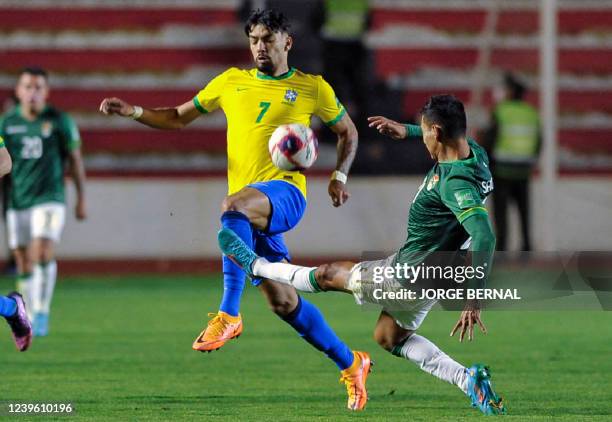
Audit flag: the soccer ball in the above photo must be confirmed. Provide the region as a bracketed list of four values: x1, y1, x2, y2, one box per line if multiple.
[268, 123, 318, 171]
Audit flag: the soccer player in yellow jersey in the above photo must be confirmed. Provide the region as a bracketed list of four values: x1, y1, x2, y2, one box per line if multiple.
[100, 9, 370, 410]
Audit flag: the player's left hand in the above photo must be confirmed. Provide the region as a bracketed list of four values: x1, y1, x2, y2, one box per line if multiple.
[328, 180, 350, 207]
[450, 301, 487, 342]
[75, 199, 87, 220]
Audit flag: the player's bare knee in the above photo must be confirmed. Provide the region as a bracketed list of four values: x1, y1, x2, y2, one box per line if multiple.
[374, 326, 413, 352]
[221, 195, 248, 214]
[268, 297, 297, 317]
[40, 246, 54, 263]
[313, 265, 333, 291]
[316, 263, 346, 291]
[373, 329, 395, 351]
[16, 259, 33, 275]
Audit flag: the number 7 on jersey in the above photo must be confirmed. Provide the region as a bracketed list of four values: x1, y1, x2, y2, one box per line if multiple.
[256, 101, 271, 123]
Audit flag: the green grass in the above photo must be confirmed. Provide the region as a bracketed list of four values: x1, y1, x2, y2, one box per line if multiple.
[1, 275, 611, 421]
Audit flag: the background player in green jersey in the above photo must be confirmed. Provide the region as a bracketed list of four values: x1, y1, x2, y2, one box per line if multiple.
[0, 67, 87, 337]
[219, 96, 505, 415]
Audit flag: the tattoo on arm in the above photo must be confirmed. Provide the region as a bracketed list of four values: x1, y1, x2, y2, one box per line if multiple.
[333, 116, 358, 174]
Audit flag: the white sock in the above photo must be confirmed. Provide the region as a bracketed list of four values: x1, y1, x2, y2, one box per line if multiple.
[252, 258, 320, 292]
[31, 264, 44, 315]
[393, 334, 468, 393]
[16, 272, 34, 320]
[40, 260, 57, 314]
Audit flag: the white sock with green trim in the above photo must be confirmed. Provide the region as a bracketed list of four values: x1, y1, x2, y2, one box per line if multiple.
[40, 260, 57, 314]
[392, 334, 469, 393]
[252, 258, 320, 292]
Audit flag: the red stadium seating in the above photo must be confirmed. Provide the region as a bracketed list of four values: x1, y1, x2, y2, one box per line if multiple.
[0, 2, 609, 173]
[0, 7, 237, 30]
[371, 9, 612, 34]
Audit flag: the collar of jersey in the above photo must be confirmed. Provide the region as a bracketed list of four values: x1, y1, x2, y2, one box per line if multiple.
[256, 67, 296, 81]
[14, 104, 50, 121]
[439, 146, 477, 166]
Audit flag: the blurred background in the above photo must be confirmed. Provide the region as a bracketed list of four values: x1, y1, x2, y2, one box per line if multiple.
[0, 0, 611, 273]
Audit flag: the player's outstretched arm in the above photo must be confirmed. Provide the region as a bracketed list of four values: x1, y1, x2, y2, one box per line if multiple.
[99, 97, 201, 130]
[450, 213, 496, 342]
[68, 148, 87, 220]
[0, 147, 12, 177]
[368, 116, 425, 142]
[328, 114, 358, 207]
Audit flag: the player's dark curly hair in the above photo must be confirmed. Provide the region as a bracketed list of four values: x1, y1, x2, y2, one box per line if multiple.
[421, 95, 467, 142]
[19, 66, 48, 80]
[244, 9, 291, 36]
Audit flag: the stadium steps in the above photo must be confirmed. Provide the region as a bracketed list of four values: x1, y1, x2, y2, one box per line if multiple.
[370, 6, 612, 34]
[368, 0, 612, 171]
[0, 0, 610, 173]
[0, 1, 245, 173]
[0, 6, 237, 30]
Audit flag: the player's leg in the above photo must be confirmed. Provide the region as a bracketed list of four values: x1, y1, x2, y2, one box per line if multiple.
[258, 278, 371, 411]
[218, 187, 270, 317]
[7, 208, 34, 319]
[374, 310, 468, 390]
[217, 223, 356, 293]
[29, 203, 65, 336]
[248, 179, 371, 410]
[29, 238, 56, 336]
[192, 187, 271, 352]
[13, 247, 33, 316]
[262, 260, 356, 293]
[375, 310, 505, 415]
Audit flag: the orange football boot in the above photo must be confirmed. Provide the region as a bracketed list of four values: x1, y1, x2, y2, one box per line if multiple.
[192, 311, 243, 352]
[339, 351, 373, 411]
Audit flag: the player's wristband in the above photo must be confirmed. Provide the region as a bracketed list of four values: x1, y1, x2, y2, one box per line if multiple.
[331, 170, 348, 184]
[130, 106, 143, 120]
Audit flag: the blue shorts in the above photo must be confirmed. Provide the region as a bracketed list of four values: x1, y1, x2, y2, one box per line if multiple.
[247, 180, 307, 286]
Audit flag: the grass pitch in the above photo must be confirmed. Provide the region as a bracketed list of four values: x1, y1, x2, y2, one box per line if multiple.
[1, 275, 611, 421]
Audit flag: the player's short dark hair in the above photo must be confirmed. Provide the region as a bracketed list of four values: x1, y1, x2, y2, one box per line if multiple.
[19, 66, 49, 80]
[420, 95, 467, 142]
[503, 72, 526, 100]
[244, 9, 291, 36]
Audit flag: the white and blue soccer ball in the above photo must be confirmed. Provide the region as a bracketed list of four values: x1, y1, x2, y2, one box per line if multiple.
[268, 123, 318, 171]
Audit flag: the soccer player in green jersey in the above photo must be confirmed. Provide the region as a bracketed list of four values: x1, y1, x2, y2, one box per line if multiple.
[219, 95, 506, 415]
[0, 67, 87, 337]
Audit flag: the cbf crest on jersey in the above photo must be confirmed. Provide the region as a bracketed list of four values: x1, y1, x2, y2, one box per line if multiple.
[41, 121, 53, 138]
[284, 89, 298, 103]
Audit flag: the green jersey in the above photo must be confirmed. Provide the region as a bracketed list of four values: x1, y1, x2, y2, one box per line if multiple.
[0, 105, 81, 210]
[396, 129, 493, 266]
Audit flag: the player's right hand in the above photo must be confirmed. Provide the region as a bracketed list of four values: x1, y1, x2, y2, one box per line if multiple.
[367, 116, 407, 140]
[450, 301, 487, 342]
[99, 97, 134, 117]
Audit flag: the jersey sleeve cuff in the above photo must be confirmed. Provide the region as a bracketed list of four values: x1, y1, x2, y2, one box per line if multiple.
[324, 107, 346, 127]
[193, 97, 208, 114]
[405, 124, 423, 139]
[457, 206, 488, 223]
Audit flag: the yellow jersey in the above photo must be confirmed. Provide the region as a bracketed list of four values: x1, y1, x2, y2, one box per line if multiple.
[193, 67, 346, 197]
